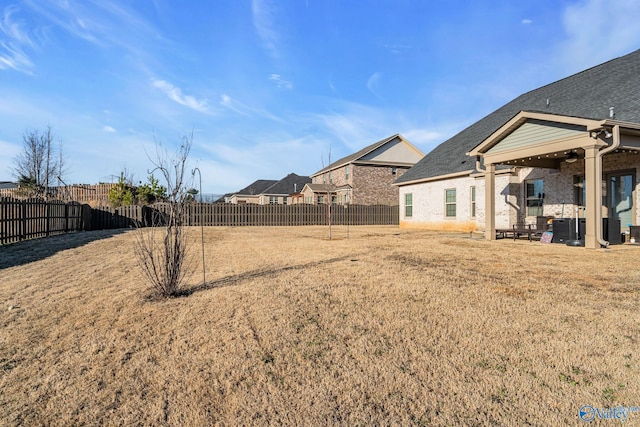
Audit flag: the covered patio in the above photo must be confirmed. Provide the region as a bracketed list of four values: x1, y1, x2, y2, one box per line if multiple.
[469, 111, 640, 249]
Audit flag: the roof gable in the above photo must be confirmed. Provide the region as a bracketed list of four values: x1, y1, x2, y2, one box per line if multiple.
[311, 134, 423, 177]
[469, 112, 597, 156]
[488, 120, 583, 154]
[359, 137, 424, 165]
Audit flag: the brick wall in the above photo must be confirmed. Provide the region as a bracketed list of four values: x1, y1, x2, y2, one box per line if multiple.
[352, 164, 406, 205]
[312, 163, 406, 205]
[399, 151, 640, 231]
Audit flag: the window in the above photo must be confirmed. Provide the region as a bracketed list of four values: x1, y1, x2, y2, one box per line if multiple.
[269, 196, 278, 204]
[345, 166, 350, 180]
[318, 195, 325, 204]
[404, 193, 413, 217]
[283, 196, 288, 205]
[445, 189, 456, 217]
[329, 172, 333, 183]
[470, 186, 476, 218]
[526, 179, 544, 216]
[391, 166, 397, 175]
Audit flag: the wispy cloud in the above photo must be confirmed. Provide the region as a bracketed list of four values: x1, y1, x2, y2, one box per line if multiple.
[381, 42, 411, 55]
[558, 0, 640, 71]
[220, 94, 251, 116]
[521, 19, 532, 25]
[402, 129, 442, 146]
[220, 93, 283, 121]
[252, 0, 280, 58]
[152, 79, 213, 115]
[0, 41, 33, 73]
[102, 125, 116, 133]
[315, 103, 395, 152]
[198, 132, 321, 191]
[0, 6, 35, 73]
[21, 0, 172, 71]
[1, 6, 34, 46]
[269, 73, 292, 89]
[366, 72, 383, 98]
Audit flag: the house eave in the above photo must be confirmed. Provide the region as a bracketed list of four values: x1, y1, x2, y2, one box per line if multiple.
[394, 170, 473, 187]
[352, 160, 415, 167]
[467, 111, 603, 157]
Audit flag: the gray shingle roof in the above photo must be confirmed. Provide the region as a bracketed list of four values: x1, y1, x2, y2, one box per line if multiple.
[0, 181, 17, 190]
[263, 173, 311, 195]
[312, 134, 403, 176]
[396, 48, 640, 184]
[236, 179, 278, 195]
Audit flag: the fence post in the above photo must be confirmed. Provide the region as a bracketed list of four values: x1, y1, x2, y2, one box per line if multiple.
[64, 203, 69, 232]
[21, 199, 27, 242]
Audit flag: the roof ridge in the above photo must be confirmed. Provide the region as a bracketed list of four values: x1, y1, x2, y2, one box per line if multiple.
[312, 133, 404, 176]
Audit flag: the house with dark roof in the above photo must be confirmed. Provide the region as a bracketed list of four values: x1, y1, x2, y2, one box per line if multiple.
[226, 174, 311, 205]
[257, 173, 311, 205]
[304, 134, 424, 205]
[228, 179, 277, 204]
[395, 49, 640, 249]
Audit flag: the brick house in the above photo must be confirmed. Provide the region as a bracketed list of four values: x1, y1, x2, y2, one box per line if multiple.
[304, 134, 424, 205]
[227, 179, 277, 204]
[226, 173, 311, 205]
[257, 173, 311, 205]
[395, 49, 640, 249]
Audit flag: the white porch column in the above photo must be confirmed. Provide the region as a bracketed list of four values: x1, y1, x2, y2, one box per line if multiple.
[583, 146, 599, 249]
[484, 163, 496, 240]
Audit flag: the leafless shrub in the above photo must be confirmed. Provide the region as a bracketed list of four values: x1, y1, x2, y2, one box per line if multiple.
[134, 134, 193, 298]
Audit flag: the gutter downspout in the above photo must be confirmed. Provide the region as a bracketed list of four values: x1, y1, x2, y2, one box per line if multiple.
[594, 124, 621, 248]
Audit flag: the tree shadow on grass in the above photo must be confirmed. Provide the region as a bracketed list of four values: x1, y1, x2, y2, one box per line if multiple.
[179, 254, 363, 297]
[0, 229, 130, 269]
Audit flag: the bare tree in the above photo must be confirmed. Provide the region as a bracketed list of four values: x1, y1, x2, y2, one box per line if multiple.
[134, 134, 194, 297]
[13, 126, 66, 199]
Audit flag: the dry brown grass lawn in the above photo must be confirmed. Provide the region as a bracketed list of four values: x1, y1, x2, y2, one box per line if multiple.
[1, 226, 639, 426]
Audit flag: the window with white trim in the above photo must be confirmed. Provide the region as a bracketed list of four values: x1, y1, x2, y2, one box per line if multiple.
[470, 186, 476, 218]
[445, 189, 456, 217]
[404, 193, 413, 217]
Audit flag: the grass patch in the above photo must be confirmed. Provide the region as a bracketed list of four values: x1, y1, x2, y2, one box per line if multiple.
[1, 226, 639, 425]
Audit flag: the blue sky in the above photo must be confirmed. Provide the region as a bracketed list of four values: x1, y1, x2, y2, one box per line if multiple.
[1, 0, 640, 195]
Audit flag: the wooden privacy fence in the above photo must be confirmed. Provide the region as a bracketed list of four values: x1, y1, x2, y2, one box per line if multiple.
[1, 199, 398, 244]
[91, 203, 399, 229]
[1, 197, 87, 245]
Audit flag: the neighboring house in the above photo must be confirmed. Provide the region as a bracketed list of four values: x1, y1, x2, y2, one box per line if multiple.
[306, 134, 424, 205]
[227, 173, 311, 205]
[258, 173, 311, 205]
[228, 179, 277, 204]
[395, 49, 640, 249]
